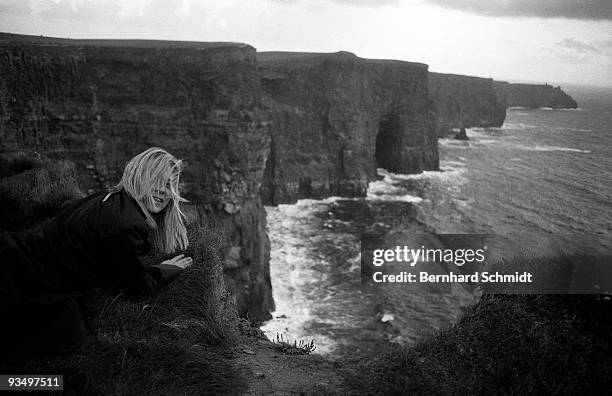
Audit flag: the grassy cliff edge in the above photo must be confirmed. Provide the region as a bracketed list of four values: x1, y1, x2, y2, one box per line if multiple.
[354, 294, 611, 395]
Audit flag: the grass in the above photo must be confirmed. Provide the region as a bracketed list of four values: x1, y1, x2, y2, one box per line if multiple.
[0, 152, 42, 178]
[356, 293, 611, 395]
[0, 152, 83, 230]
[0, 154, 249, 394]
[478, 253, 612, 294]
[1, 225, 248, 395]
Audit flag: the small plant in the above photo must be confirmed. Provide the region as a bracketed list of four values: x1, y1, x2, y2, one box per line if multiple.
[272, 333, 316, 355]
[237, 318, 266, 338]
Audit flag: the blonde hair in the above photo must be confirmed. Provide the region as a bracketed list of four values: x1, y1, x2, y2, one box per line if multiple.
[109, 147, 189, 253]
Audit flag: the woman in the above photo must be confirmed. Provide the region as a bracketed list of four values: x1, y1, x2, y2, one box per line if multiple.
[0, 147, 193, 353]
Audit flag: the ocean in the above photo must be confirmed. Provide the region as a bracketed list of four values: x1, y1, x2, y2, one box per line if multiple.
[261, 85, 612, 358]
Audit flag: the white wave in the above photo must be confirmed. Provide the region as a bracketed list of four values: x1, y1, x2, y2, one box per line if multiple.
[275, 201, 321, 218]
[540, 107, 582, 111]
[365, 169, 424, 202]
[473, 139, 498, 146]
[275, 196, 361, 216]
[502, 122, 539, 130]
[439, 139, 470, 147]
[508, 105, 579, 111]
[322, 195, 359, 203]
[376, 165, 462, 181]
[532, 145, 591, 153]
[566, 128, 592, 132]
[348, 252, 361, 273]
[468, 127, 503, 133]
[374, 164, 468, 193]
[367, 192, 423, 203]
[367, 179, 423, 203]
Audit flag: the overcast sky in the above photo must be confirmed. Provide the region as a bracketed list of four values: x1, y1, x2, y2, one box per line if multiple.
[1, 0, 610, 86]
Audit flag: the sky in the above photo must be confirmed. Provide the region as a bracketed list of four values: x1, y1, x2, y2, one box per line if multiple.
[1, 0, 610, 87]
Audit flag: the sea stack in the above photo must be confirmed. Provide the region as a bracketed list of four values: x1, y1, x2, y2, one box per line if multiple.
[454, 127, 469, 140]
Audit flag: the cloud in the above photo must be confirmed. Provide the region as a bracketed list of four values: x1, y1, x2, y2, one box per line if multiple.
[556, 38, 612, 57]
[270, 0, 400, 7]
[36, 0, 122, 24]
[597, 39, 612, 53]
[557, 38, 601, 55]
[7, 0, 209, 32]
[425, 0, 612, 21]
[125, 0, 190, 29]
[122, 0, 221, 32]
[545, 37, 612, 64]
[0, 0, 33, 15]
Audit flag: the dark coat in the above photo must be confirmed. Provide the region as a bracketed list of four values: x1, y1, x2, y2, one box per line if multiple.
[0, 188, 182, 354]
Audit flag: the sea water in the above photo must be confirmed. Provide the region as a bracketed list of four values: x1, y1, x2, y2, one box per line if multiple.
[261, 85, 612, 358]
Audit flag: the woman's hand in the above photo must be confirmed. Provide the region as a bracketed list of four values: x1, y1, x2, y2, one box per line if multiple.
[160, 254, 193, 269]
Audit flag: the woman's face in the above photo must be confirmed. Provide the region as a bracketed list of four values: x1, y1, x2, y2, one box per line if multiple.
[145, 179, 172, 214]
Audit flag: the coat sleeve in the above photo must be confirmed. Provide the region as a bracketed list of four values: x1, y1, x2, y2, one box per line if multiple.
[104, 224, 183, 299]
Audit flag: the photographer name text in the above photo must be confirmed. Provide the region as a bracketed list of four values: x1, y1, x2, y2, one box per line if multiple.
[372, 271, 533, 283]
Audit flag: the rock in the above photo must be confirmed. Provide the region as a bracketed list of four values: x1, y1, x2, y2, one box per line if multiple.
[380, 312, 395, 323]
[493, 81, 577, 109]
[429, 72, 506, 137]
[224, 246, 242, 269]
[2, 33, 565, 325]
[0, 33, 274, 321]
[258, 51, 439, 205]
[223, 202, 239, 214]
[454, 127, 469, 140]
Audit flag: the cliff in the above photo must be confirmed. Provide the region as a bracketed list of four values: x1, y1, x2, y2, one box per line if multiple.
[258, 51, 438, 205]
[0, 33, 274, 320]
[428, 72, 506, 136]
[493, 81, 578, 109]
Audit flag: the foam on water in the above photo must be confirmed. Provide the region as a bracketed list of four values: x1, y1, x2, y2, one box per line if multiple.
[502, 122, 539, 130]
[560, 127, 593, 132]
[261, 161, 478, 357]
[377, 163, 467, 183]
[262, 94, 612, 359]
[438, 139, 470, 148]
[538, 107, 581, 111]
[261, 203, 344, 354]
[531, 145, 591, 153]
[367, 171, 423, 203]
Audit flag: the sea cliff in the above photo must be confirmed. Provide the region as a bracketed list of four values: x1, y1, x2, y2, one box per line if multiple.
[428, 72, 506, 136]
[493, 81, 578, 109]
[258, 51, 438, 205]
[2, 33, 579, 322]
[0, 33, 274, 320]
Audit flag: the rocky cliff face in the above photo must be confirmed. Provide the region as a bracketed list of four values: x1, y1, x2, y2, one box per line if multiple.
[4, 35, 523, 322]
[258, 51, 438, 205]
[0, 34, 274, 320]
[428, 72, 506, 136]
[493, 81, 578, 109]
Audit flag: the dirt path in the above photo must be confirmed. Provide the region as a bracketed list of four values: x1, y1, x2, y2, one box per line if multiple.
[231, 336, 357, 395]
